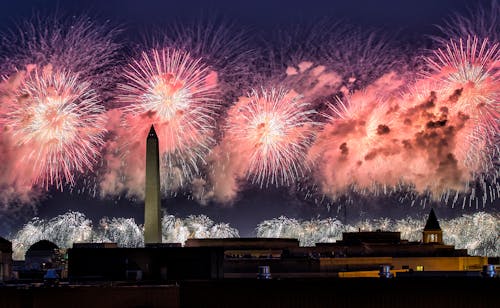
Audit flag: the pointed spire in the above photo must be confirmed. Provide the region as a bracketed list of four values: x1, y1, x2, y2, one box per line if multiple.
[424, 208, 441, 231]
[148, 125, 157, 138]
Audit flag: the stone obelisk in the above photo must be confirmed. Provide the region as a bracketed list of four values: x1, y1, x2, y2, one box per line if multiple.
[144, 125, 162, 244]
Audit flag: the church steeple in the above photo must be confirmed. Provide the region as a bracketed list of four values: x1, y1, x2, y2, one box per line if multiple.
[422, 208, 443, 244]
[424, 208, 441, 231]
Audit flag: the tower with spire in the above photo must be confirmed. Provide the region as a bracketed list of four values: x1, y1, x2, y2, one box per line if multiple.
[422, 208, 443, 244]
[144, 125, 162, 244]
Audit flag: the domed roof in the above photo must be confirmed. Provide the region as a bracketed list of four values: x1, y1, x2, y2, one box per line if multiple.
[26, 240, 59, 253]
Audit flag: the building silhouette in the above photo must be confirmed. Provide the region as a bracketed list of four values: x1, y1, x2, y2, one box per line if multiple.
[422, 208, 443, 244]
[67, 208, 492, 281]
[0, 236, 12, 281]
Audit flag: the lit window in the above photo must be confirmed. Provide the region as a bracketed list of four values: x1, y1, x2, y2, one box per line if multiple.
[428, 234, 438, 242]
[416, 265, 424, 271]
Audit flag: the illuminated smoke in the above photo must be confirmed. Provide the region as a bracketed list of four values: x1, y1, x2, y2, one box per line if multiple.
[323, 26, 406, 91]
[309, 35, 499, 203]
[157, 15, 256, 101]
[424, 36, 499, 172]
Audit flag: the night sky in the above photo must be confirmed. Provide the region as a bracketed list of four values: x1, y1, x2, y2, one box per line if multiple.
[0, 0, 497, 237]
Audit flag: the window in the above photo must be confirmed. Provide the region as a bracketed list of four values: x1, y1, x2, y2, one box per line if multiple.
[416, 265, 424, 271]
[428, 233, 438, 242]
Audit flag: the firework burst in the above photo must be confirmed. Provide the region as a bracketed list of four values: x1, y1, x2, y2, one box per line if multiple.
[0, 13, 121, 96]
[425, 36, 499, 170]
[224, 87, 317, 187]
[160, 15, 257, 100]
[117, 48, 219, 192]
[3, 66, 106, 189]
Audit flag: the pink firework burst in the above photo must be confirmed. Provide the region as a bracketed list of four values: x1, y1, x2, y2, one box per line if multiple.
[425, 36, 499, 170]
[4, 66, 107, 189]
[117, 48, 219, 189]
[224, 87, 317, 187]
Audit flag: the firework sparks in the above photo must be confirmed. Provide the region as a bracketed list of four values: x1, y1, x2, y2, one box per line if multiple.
[103, 48, 219, 197]
[2, 66, 106, 189]
[0, 13, 121, 96]
[425, 36, 499, 170]
[223, 87, 317, 187]
[256, 212, 500, 256]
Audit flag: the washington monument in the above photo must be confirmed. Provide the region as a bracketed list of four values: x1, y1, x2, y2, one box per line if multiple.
[144, 125, 162, 244]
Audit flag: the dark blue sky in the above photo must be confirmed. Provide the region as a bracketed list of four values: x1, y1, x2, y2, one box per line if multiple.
[0, 0, 497, 236]
[0, 0, 488, 32]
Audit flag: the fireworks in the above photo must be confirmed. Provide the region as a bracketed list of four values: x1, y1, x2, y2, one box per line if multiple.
[0, 5, 496, 218]
[161, 16, 256, 100]
[433, 0, 499, 45]
[222, 87, 317, 187]
[3, 66, 107, 189]
[96, 217, 144, 248]
[113, 48, 219, 194]
[323, 26, 405, 90]
[425, 36, 499, 170]
[256, 212, 500, 256]
[0, 13, 121, 95]
[162, 214, 239, 243]
[10, 211, 238, 260]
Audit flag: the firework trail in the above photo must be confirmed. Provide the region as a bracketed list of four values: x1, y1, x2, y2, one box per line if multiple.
[424, 36, 499, 171]
[433, 0, 500, 45]
[157, 15, 257, 101]
[162, 213, 239, 243]
[322, 25, 407, 91]
[0, 13, 121, 97]
[264, 21, 344, 105]
[1, 65, 107, 189]
[203, 87, 317, 203]
[100, 48, 219, 198]
[308, 73, 408, 197]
